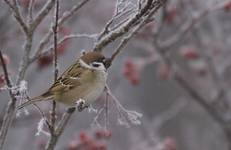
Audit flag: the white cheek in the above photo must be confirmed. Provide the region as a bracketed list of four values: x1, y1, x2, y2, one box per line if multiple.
[98, 64, 106, 71]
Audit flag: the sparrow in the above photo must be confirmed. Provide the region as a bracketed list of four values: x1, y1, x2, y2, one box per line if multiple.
[17, 51, 111, 110]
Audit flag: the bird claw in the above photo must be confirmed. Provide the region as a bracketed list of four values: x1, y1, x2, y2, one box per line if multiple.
[75, 99, 89, 112]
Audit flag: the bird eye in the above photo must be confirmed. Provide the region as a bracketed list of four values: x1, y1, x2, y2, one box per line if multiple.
[92, 62, 100, 67]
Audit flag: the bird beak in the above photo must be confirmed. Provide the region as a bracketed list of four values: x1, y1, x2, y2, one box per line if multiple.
[103, 58, 112, 69]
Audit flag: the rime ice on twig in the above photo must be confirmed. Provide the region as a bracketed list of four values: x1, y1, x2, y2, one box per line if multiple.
[33, 34, 98, 61]
[15, 80, 30, 117]
[106, 85, 143, 128]
[88, 105, 98, 113]
[116, 0, 139, 14]
[91, 86, 143, 128]
[91, 107, 105, 128]
[31, 0, 92, 63]
[36, 118, 50, 137]
[15, 80, 28, 101]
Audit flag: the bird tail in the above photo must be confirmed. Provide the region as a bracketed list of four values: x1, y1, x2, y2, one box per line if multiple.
[17, 92, 53, 110]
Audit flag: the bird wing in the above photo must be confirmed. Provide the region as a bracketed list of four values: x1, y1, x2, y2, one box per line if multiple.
[49, 61, 91, 93]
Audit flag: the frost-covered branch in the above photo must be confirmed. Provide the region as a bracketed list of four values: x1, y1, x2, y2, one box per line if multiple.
[32, 0, 91, 62]
[0, 50, 17, 150]
[93, 0, 167, 52]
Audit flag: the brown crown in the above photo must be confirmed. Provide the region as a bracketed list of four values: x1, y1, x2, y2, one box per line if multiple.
[80, 51, 105, 65]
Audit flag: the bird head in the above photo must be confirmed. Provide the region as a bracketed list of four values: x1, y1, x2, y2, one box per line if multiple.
[80, 51, 111, 70]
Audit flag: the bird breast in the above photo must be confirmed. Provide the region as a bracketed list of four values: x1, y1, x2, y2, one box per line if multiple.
[83, 70, 107, 103]
[59, 69, 107, 106]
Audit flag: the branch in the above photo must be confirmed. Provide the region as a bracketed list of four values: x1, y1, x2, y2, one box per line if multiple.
[106, 85, 142, 127]
[157, 0, 231, 49]
[53, 0, 59, 82]
[58, 0, 91, 25]
[28, 0, 35, 24]
[3, 0, 28, 34]
[93, 0, 166, 52]
[30, 34, 96, 63]
[108, 0, 165, 65]
[45, 107, 76, 150]
[31, 0, 56, 31]
[32, 0, 91, 62]
[0, 51, 11, 87]
[48, 0, 59, 145]
[0, 50, 17, 150]
[151, 3, 231, 144]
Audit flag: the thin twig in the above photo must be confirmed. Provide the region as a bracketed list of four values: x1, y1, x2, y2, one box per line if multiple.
[104, 91, 109, 130]
[3, 0, 28, 34]
[31, 0, 56, 31]
[0, 51, 11, 87]
[32, 0, 91, 61]
[50, 0, 59, 139]
[14, 0, 56, 84]
[0, 50, 17, 150]
[30, 34, 96, 63]
[158, 0, 230, 49]
[28, 0, 35, 24]
[45, 107, 76, 150]
[93, 0, 166, 52]
[150, 0, 231, 145]
[53, 0, 59, 82]
[0, 0, 59, 148]
[97, 6, 135, 41]
[109, 0, 164, 63]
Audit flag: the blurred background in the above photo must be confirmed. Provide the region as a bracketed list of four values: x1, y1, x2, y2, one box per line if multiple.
[0, 0, 231, 149]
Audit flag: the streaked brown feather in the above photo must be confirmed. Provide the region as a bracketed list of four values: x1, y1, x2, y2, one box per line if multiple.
[17, 51, 107, 109]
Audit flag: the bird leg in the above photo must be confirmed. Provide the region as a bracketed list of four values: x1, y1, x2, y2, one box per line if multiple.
[75, 99, 89, 112]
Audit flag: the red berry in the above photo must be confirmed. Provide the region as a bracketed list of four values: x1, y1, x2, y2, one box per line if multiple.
[136, 22, 155, 39]
[86, 141, 98, 150]
[37, 54, 53, 68]
[36, 138, 46, 150]
[79, 131, 88, 142]
[19, 0, 30, 6]
[157, 63, 171, 80]
[0, 74, 5, 88]
[57, 41, 68, 55]
[95, 130, 111, 139]
[224, 1, 231, 11]
[165, 8, 178, 24]
[122, 58, 140, 86]
[59, 26, 71, 35]
[19, 0, 40, 7]
[163, 137, 177, 150]
[103, 130, 112, 138]
[95, 130, 104, 139]
[56, 26, 71, 55]
[130, 74, 140, 86]
[180, 46, 199, 60]
[67, 140, 79, 150]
